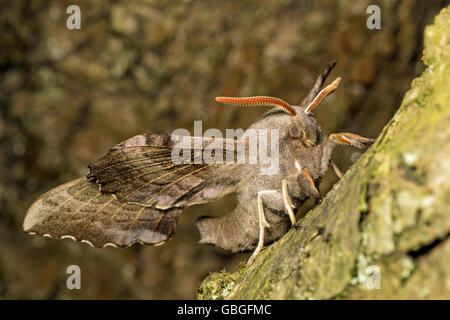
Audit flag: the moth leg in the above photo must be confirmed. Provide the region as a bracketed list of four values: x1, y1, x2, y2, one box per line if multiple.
[330, 160, 343, 178]
[247, 190, 274, 265]
[295, 160, 321, 202]
[301, 168, 320, 196]
[329, 132, 375, 149]
[282, 179, 296, 226]
[320, 132, 375, 178]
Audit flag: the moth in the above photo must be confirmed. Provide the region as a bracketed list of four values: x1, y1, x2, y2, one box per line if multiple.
[23, 62, 375, 265]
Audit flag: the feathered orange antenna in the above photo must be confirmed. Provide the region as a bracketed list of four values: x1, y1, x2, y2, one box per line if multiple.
[305, 77, 341, 114]
[215, 96, 297, 117]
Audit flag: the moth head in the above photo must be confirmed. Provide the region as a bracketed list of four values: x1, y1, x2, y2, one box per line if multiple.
[286, 116, 318, 147]
[215, 77, 341, 147]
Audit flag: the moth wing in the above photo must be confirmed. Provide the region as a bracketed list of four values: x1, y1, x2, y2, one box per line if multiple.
[23, 177, 182, 247]
[87, 133, 246, 209]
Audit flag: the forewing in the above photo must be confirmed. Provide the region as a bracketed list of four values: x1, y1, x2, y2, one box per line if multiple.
[23, 178, 182, 247]
[87, 133, 246, 209]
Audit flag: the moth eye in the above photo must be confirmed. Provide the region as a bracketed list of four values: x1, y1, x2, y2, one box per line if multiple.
[288, 124, 304, 138]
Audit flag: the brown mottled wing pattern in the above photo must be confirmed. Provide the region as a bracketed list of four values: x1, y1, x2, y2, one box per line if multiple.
[23, 178, 181, 247]
[23, 133, 245, 247]
[87, 133, 245, 209]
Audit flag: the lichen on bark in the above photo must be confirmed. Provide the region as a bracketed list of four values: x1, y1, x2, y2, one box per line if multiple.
[197, 6, 450, 300]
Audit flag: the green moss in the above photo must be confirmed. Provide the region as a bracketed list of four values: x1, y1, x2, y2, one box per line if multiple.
[197, 270, 239, 300]
[358, 181, 369, 214]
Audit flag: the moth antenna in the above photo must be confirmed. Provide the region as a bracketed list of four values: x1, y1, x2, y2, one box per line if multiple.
[305, 77, 341, 114]
[215, 96, 297, 117]
[301, 61, 337, 107]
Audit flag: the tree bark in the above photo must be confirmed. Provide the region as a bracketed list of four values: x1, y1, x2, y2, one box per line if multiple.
[197, 6, 450, 300]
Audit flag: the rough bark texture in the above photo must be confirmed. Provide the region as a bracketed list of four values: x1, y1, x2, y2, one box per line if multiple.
[197, 7, 450, 300]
